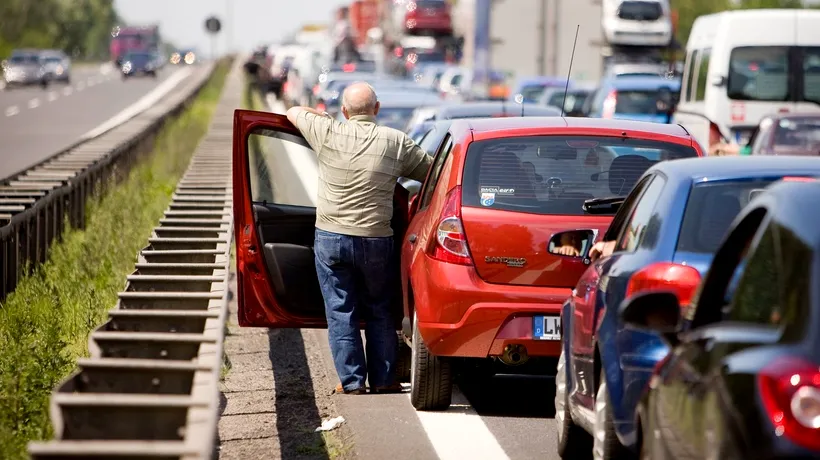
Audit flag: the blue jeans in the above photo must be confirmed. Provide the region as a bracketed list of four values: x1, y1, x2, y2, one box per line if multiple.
[314, 228, 398, 391]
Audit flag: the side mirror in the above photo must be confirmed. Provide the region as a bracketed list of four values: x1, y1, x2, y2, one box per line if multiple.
[711, 75, 727, 87]
[547, 229, 596, 263]
[619, 291, 682, 346]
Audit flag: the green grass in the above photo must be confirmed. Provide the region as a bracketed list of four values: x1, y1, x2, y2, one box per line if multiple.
[0, 58, 232, 459]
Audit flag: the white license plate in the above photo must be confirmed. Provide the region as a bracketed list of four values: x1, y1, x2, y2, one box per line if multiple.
[533, 316, 561, 340]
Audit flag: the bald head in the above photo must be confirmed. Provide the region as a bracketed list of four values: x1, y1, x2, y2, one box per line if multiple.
[341, 82, 379, 118]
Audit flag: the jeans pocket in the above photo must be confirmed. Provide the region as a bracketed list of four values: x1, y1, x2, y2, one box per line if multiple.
[315, 230, 343, 266]
[363, 236, 393, 269]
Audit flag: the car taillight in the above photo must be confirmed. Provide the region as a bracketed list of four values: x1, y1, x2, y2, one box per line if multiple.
[428, 186, 472, 266]
[625, 262, 701, 308]
[601, 90, 617, 119]
[313, 84, 320, 96]
[758, 356, 820, 450]
[782, 176, 817, 182]
[316, 102, 326, 112]
[342, 63, 356, 72]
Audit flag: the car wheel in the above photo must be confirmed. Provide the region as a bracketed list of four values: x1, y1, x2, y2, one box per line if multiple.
[395, 331, 411, 383]
[410, 312, 452, 410]
[593, 368, 634, 460]
[555, 348, 592, 459]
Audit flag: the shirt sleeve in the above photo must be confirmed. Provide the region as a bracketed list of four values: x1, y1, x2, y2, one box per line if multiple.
[400, 135, 434, 183]
[293, 110, 332, 153]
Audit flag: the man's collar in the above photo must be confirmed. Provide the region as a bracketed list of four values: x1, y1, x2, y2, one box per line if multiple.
[349, 114, 376, 123]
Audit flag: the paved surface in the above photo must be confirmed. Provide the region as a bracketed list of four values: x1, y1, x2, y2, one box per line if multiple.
[216, 92, 562, 459]
[0, 63, 198, 179]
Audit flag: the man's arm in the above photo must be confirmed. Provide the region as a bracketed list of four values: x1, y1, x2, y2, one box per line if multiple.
[400, 136, 433, 183]
[286, 106, 328, 126]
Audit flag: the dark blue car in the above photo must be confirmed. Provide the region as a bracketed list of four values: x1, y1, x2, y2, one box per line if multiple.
[585, 76, 680, 124]
[554, 156, 820, 459]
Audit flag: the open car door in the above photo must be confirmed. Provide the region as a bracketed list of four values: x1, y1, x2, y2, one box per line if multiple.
[232, 109, 409, 328]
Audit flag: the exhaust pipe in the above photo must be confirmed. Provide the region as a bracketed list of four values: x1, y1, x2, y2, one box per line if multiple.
[499, 344, 529, 366]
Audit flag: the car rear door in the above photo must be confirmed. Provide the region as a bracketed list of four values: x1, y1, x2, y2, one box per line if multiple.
[233, 109, 409, 328]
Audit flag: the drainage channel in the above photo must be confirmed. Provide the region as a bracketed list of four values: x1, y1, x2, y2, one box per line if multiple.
[27, 60, 241, 460]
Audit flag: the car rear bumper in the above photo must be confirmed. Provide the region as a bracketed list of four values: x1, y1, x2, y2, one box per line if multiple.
[603, 19, 672, 46]
[411, 256, 569, 358]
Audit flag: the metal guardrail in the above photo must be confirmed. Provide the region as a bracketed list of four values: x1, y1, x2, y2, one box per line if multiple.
[26, 58, 238, 455]
[0, 62, 218, 302]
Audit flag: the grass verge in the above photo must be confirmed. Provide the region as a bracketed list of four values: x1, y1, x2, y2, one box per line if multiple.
[0, 59, 231, 459]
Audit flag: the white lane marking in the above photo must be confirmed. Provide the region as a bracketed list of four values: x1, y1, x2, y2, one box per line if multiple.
[100, 63, 112, 75]
[76, 82, 84, 91]
[411, 387, 511, 460]
[80, 68, 193, 141]
[5, 106, 19, 117]
[28, 98, 40, 109]
[63, 87, 73, 96]
[47, 91, 59, 102]
[268, 96, 319, 203]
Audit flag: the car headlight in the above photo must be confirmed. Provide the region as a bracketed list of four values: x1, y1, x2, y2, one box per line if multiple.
[122, 62, 132, 72]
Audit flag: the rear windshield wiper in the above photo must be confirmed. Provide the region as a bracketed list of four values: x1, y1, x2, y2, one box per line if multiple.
[583, 196, 625, 214]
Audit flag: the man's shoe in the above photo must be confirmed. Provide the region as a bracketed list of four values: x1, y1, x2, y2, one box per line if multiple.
[333, 382, 367, 395]
[371, 382, 404, 394]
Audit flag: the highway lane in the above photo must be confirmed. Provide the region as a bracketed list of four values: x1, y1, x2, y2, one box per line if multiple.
[0, 64, 196, 179]
[241, 96, 562, 459]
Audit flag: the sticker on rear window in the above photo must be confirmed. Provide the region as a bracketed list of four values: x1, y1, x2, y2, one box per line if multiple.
[480, 192, 495, 206]
[480, 186, 515, 196]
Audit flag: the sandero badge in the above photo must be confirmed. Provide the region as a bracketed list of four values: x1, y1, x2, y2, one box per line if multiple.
[484, 256, 526, 267]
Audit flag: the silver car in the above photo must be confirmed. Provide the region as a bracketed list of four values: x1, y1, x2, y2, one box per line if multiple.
[2, 50, 48, 88]
[40, 50, 71, 84]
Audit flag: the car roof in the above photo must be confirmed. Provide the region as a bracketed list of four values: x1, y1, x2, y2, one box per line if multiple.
[377, 92, 442, 107]
[649, 156, 820, 183]
[435, 102, 561, 118]
[460, 116, 693, 139]
[606, 76, 681, 90]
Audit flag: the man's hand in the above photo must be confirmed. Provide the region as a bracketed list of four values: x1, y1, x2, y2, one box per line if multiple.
[589, 241, 616, 262]
[555, 245, 580, 257]
[286, 106, 329, 125]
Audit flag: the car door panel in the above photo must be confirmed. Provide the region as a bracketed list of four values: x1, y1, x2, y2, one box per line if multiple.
[233, 109, 409, 328]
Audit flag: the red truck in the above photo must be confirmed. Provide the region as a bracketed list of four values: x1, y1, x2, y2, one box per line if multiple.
[110, 25, 160, 66]
[349, 0, 381, 48]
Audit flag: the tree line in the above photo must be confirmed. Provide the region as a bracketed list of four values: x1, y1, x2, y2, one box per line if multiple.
[0, 0, 120, 60]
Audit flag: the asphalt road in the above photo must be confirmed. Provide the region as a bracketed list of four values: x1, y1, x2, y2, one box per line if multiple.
[0, 63, 194, 179]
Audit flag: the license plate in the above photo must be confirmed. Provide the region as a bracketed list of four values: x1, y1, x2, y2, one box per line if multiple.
[533, 316, 561, 340]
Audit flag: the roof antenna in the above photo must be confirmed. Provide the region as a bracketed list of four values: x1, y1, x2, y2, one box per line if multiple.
[560, 25, 580, 118]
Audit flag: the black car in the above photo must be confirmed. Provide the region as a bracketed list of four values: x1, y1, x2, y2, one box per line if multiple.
[620, 177, 820, 459]
[121, 52, 157, 79]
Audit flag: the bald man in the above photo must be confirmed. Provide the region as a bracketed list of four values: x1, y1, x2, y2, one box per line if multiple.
[287, 82, 432, 395]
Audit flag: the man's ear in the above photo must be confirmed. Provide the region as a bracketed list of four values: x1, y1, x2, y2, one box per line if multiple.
[342, 106, 350, 120]
[373, 101, 380, 116]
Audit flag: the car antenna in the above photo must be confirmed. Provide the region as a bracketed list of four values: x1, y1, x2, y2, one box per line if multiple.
[560, 25, 580, 119]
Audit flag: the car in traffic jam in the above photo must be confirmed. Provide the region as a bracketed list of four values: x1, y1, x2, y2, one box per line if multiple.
[230, 4, 820, 458]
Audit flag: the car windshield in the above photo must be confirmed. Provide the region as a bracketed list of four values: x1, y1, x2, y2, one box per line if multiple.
[518, 84, 550, 103]
[617, 1, 662, 21]
[676, 179, 780, 254]
[461, 136, 698, 215]
[10, 55, 38, 64]
[408, 50, 446, 64]
[125, 53, 152, 65]
[773, 118, 820, 151]
[416, 0, 446, 7]
[44, 56, 62, 63]
[376, 107, 416, 130]
[615, 89, 672, 115]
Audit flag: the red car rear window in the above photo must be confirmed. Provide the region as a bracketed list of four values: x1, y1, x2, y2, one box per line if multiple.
[461, 135, 697, 215]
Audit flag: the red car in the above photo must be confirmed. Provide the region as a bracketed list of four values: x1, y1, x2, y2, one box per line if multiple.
[404, 0, 453, 36]
[230, 111, 704, 411]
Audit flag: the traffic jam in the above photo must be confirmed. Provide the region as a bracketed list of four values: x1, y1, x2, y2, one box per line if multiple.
[238, 1, 820, 458]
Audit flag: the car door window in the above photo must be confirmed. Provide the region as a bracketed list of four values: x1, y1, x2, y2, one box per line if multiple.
[248, 128, 315, 208]
[602, 175, 652, 241]
[615, 175, 666, 252]
[418, 135, 454, 210]
[683, 49, 699, 102]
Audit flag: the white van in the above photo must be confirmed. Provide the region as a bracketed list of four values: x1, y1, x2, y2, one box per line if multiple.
[673, 9, 820, 151]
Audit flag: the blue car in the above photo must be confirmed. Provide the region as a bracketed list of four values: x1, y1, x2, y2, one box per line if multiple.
[585, 76, 680, 124]
[554, 156, 820, 459]
[508, 76, 568, 103]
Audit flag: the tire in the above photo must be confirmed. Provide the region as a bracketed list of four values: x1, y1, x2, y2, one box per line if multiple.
[395, 331, 411, 383]
[410, 312, 452, 410]
[593, 368, 634, 460]
[555, 349, 593, 459]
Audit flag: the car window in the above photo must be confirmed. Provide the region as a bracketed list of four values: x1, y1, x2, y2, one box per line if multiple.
[772, 117, 820, 151]
[725, 225, 781, 324]
[603, 175, 652, 241]
[460, 136, 695, 216]
[418, 127, 444, 155]
[683, 49, 699, 102]
[695, 48, 711, 101]
[617, 1, 662, 21]
[615, 174, 666, 252]
[675, 179, 779, 254]
[803, 47, 820, 104]
[376, 107, 416, 130]
[419, 135, 453, 210]
[728, 46, 789, 102]
[615, 89, 673, 115]
[518, 84, 548, 103]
